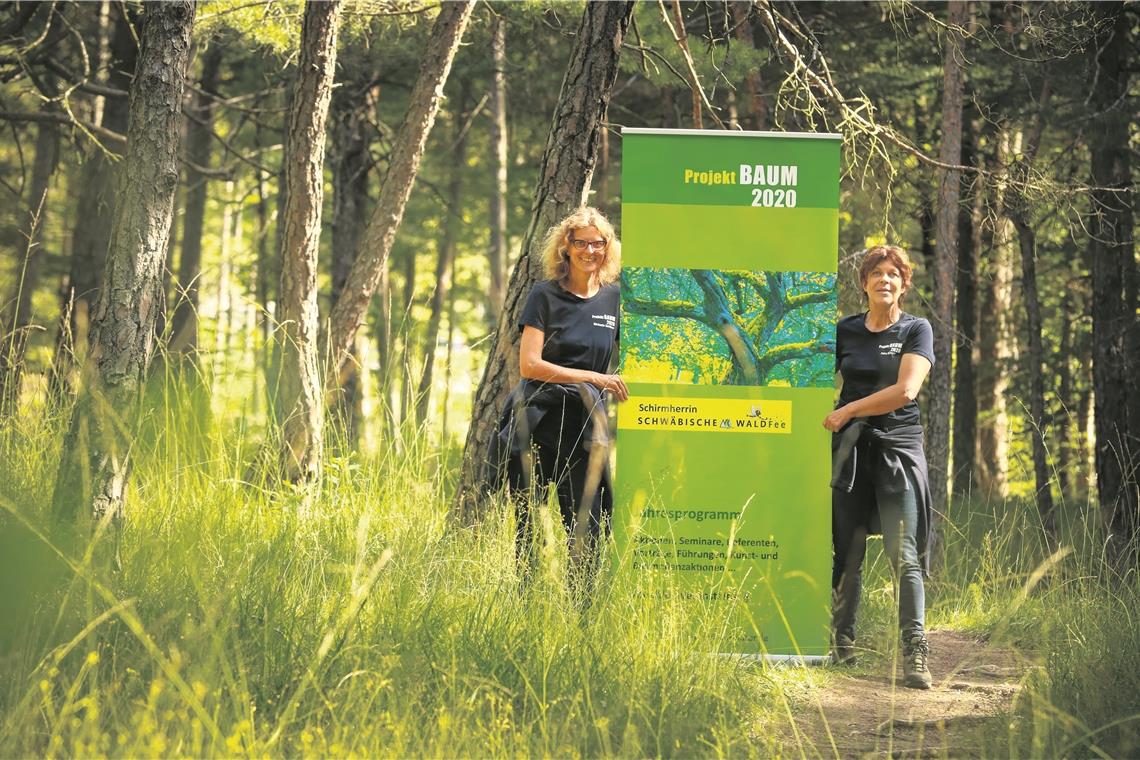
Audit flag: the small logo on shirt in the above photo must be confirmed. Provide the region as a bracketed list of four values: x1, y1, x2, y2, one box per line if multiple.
[879, 341, 902, 356]
[593, 313, 617, 330]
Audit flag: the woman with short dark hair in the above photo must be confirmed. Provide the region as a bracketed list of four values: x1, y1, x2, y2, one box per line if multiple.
[823, 245, 935, 689]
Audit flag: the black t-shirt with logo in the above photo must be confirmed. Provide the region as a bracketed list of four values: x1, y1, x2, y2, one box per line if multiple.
[518, 279, 620, 448]
[518, 279, 619, 373]
[835, 311, 935, 428]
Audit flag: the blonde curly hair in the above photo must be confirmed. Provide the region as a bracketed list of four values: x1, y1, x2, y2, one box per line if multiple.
[539, 206, 621, 285]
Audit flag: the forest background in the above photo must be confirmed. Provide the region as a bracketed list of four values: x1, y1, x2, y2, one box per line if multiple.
[0, 0, 1138, 757]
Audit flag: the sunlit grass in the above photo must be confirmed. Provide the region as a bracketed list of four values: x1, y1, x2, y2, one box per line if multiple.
[1, 372, 1138, 757]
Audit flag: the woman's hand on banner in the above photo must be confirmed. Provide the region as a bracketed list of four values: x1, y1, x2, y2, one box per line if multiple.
[593, 372, 629, 402]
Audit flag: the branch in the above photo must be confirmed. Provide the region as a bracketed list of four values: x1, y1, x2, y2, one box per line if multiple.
[656, 0, 728, 129]
[693, 270, 760, 382]
[755, 338, 834, 379]
[785, 289, 833, 309]
[623, 295, 703, 321]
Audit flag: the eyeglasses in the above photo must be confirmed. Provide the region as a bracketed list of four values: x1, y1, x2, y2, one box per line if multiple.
[570, 239, 607, 251]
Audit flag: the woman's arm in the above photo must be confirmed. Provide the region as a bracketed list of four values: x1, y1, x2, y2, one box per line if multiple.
[823, 353, 932, 432]
[519, 325, 629, 401]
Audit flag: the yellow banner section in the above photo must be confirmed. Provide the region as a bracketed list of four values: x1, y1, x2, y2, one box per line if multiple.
[620, 396, 792, 435]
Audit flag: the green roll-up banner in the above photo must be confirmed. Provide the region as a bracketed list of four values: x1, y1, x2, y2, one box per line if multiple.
[615, 128, 841, 659]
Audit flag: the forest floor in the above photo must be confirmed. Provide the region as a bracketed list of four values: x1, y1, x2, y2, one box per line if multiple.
[768, 630, 1028, 758]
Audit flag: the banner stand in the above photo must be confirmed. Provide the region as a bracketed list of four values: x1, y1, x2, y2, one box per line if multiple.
[616, 127, 842, 659]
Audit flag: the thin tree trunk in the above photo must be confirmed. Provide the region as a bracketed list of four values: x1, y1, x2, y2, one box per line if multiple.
[329, 80, 375, 445]
[1009, 80, 1055, 533]
[487, 11, 508, 326]
[49, 10, 136, 403]
[1056, 286, 1073, 501]
[274, 0, 342, 483]
[927, 0, 967, 523]
[51, 0, 195, 525]
[441, 286, 457, 442]
[1087, 1, 1138, 557]
[375, 258, 394, 441]
[397, 249, 416, 428]
[416, 82, 471, 427]
[326, 0, 475, 390]
[455, 0, 636, 520]
[976, 136, 1014, 500]
[952, 112, 978, 498]
[1, 119, 59, 413]
[169, 43, 223, 355]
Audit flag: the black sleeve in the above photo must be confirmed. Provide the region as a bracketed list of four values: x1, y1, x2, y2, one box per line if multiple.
[903, 318, 935, 365]
[518, 283, 548, 333]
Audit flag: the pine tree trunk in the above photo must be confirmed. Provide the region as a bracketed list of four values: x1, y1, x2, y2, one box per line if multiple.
[1056, 286, 1073, 501]
[976, 136, 1014, 500]
[51, 0, 195, 524]
[455, 0, 636, 520]
[1, 119, 59, 413]
[927, 0, 967, 522]
[274, 0, 342, 483]
[329, 81, 375, 445]
[952, 113, 978, 498]
[326, 0, 475, 389]
[416, 82, 471, 427]
[49, 10, 136, 402]
[1009, 81, 1055, 533]
[487, 12, 508, 327]
[1087, 1, 1138, 556]
[169, 44, 223, 355]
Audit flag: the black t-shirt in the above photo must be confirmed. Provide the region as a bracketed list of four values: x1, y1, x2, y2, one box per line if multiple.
[518, 279, 619, 374]
[835, 311, 935, 428]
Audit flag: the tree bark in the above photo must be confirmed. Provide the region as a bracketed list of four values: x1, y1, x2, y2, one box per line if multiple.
[51, 0, 195, 524]
[1087, 2, 1138, 557]
[49, 9, 136, 402]
[927, 0, 966, 522]
[487, 11, 508, 327]
[416, 82, 471, 427]
[274, 0, 342, 483]
[329, 80, 376, 444]
[1009, 80, 1055, 533]
[326, 0, 474, 390]
[455, 0, 636, 520]
[976, 134, 1014, 500]
[169, 43, 223, 355]
[1, 119, 59, 414]
[952, 112, 979, 497]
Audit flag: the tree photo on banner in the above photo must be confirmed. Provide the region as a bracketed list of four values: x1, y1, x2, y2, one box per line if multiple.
[622, 268, 837, 387]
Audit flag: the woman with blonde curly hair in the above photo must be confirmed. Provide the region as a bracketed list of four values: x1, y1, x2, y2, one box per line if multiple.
[499, 206, 627, 568]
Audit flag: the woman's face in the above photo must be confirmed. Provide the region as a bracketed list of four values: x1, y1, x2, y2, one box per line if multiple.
[566, 225, 608, 280]
[862, 259, 907, 308]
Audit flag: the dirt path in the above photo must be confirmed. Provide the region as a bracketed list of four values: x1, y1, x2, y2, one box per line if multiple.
[772, 630, 1027, 758]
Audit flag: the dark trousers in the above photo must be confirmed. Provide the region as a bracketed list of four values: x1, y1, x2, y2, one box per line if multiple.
[507, 436, 613, 563]
[832, 441, 926, 641]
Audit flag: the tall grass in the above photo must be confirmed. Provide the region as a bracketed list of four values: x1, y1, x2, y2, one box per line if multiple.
[1, 374, 1138, 757]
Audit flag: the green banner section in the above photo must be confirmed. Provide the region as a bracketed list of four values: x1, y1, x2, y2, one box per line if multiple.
[622, 205, 839, 271]
[616, 129, 839, 657]
[621, 129, 840, 209]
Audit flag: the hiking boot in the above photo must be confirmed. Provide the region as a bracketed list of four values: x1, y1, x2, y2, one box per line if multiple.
[832, 634, 857, 666]
[903, 633, 932, 689]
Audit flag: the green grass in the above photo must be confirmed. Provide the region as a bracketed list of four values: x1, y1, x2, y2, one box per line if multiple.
[1, 375, 1138, 758]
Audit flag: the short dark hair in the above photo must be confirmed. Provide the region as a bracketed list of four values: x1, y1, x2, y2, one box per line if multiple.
[857, 245, 914, 303]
